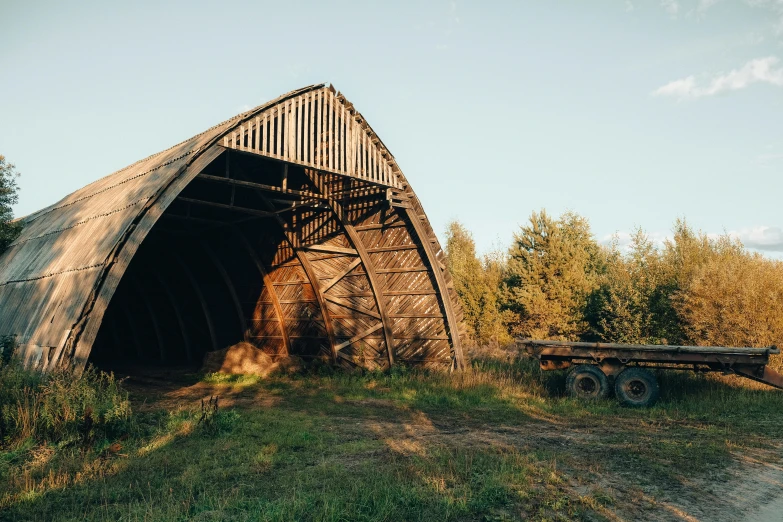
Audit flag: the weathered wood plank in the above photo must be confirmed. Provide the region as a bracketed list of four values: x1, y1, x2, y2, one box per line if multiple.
[334, 323, 383, 352]
[321, 258, 363, 293]
[299, 244, 358, 256]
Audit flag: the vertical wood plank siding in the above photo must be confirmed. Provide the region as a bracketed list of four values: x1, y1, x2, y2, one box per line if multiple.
[221, 87, 402, 189]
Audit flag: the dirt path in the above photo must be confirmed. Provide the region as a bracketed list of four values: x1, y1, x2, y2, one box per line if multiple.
[719, 456, 783, 522]
[124, 375, 783, 522]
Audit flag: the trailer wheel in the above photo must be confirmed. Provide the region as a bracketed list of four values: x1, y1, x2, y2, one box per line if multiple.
[614, 368, 659, 407]
[566, 365, 610, 400]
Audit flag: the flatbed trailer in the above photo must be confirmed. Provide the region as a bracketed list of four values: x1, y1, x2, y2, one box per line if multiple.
[518, 338, 782, 407]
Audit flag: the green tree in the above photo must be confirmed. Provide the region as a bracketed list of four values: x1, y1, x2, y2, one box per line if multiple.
[587, 219, 772, 348]
[445, 221, 510, 347]
[677, 250, 783, 348]
[502, 210, 600, 340]
[0, 155, 22, 254]
[587, 229, 669, 343]
[658, 220, 744, 344]
[658, 220, 781, 348]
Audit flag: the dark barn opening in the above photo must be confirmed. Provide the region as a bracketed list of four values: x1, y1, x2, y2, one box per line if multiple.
[89, 153, 338, 368]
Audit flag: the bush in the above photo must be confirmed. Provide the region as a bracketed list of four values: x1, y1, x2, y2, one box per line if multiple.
[0, 363, 132, 448]
[196, 396, 239, 436]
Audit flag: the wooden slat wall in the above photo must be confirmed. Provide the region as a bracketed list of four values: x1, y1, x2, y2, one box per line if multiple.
[222, 87, 402, 189]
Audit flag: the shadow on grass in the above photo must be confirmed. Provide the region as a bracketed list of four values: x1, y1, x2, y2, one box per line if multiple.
[5, 356, 783, 521]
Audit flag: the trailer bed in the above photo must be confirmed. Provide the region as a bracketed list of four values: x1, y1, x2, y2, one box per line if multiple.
[518, 338, 782, 406]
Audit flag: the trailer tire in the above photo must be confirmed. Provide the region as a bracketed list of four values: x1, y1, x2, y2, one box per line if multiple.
[614, 368, 659, 407]
[566, 365, 610, 400]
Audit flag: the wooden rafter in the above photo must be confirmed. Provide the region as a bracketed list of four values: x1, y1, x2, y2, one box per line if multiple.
[321, 258, 362, 293]
[248, 189, 339, 363]
[153, 271, 193, 363]
[236, 231, 291, 357]
[133, 279, 165, 362]
[323, 294, 381, 319]
[401, 206, 465, 369]
[201, 240, 248, 339]
[173, 253, 218, 352]
[121, 304, 143, 359]
[305, 170, 396, 367]
[197, 173, 328, 200]
[334, 323, 384, 353]
[298, 244, 358, 256]
[178, 197, 276, 218]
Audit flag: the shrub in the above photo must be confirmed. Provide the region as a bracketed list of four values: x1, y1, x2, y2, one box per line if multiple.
[196, 396, 239, 437]
[0, 363, 132, 448]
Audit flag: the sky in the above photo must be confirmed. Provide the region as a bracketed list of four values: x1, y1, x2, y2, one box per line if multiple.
[1, 0, 782, 258]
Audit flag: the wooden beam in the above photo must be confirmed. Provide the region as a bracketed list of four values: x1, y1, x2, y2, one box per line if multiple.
[321, 258, 362, 293]
[384, 290, 438, 296]
[402, 206, 465, 369]
[353, 222, 408, 231]
[323, 294, 381, 319]
[366, 244, 419, 253]
[305, 170, 396, 367]
[161, 213, 235, 226]
[236, 232, 291, 357]
[121, 304, 143, 359]
[174, 253, 217, 351]
[133, 280, 165, 363]
[201, 241, 248, 339]
[389, 313, 444, 319]
[334, 323, 384, 352]
[242, 186, 339, 363]
[177, 197, 275, 218]
[299, 244, 358, 256]
[217, 144, 402, 190]
[153, 271, 193, 364]
[197, 173, 328, 200]
[374, 267, 429, 274]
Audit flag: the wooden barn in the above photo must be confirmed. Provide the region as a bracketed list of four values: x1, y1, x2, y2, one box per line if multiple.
[0, 84, 465, 373]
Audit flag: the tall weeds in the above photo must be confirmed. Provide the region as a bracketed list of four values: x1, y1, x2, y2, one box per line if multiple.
[0, 362, 132, 448]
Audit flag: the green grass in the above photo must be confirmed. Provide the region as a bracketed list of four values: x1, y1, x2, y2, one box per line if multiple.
[2, 355, 783, 521]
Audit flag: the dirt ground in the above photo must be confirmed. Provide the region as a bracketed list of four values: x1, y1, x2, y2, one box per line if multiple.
[122, 373, 783, 522]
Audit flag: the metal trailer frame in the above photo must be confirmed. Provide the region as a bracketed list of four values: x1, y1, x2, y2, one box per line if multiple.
[518, 338, 783, 406]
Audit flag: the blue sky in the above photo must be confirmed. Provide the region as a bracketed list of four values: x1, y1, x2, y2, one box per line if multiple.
[2, 0, 782, 257]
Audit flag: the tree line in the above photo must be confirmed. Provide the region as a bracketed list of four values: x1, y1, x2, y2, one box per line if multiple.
[0, 156, 21, 255]
[446, 211, 783, 350]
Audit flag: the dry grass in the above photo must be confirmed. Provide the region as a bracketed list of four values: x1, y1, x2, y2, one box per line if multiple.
[1, 352, 783, 521]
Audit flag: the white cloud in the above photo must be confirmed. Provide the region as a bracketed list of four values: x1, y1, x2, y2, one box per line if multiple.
[731, 226, 783, 252]
[652, 56, 783, 99]
[697, 0, 720, 13]
[449, 1, 460, 25]
[661, 0, 680, 17]
[757, 152, 783, 167]
[602, 227, 783, 258]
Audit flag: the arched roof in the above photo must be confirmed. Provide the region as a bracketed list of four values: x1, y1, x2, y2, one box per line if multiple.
[0, 84, 465, 372]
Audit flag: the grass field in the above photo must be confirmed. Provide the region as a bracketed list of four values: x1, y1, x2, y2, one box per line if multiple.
[2, 351, 783, 521]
